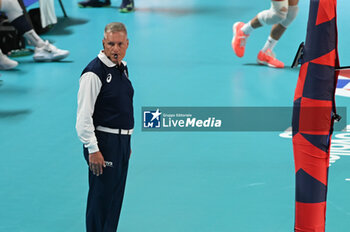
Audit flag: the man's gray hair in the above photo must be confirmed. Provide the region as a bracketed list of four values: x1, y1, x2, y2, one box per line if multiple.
[104, 22, 127, 37]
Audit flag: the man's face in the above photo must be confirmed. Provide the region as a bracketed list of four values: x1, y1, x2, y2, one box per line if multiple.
[103, 31, 129, 64]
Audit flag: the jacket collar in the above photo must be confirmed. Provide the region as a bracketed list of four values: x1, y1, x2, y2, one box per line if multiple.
[98, 51, 128, 69]
[98, 50, 117, 68]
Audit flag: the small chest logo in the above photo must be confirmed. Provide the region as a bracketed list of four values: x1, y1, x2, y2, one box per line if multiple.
[106, 73, 112, 83]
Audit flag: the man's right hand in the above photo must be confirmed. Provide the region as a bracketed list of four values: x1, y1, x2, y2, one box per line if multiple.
[89, 151, 106, 176]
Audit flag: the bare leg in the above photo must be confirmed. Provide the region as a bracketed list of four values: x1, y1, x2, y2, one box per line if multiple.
[239, 15, 262, 36]
[270, 24, 287, 40]
[250, 16, 263, 29]
[288, 0, 299, 5]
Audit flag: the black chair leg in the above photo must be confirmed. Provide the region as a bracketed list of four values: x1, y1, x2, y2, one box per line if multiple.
[58, 0, 68, 18]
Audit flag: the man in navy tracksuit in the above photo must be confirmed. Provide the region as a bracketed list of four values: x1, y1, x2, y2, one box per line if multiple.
[76, 22, 134, 232]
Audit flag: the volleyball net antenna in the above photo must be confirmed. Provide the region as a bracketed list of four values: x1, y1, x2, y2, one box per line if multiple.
[292, 42, 349, 71]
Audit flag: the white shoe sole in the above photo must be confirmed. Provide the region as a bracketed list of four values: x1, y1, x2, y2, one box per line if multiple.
[33, 52, 69, 62]
[256, 58, 282, 68]
[232, 22, 239, 47]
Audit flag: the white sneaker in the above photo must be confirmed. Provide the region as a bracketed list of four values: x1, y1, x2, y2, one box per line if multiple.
[33, 40, 70, 62]
[0, 54, 18, 70]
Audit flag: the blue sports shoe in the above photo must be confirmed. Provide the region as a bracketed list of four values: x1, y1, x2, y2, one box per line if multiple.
[119, 0, 134, 13]
[78, 0, 111, 8]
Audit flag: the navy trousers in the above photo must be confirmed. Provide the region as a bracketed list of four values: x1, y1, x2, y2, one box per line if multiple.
[84, 131, 131, 232]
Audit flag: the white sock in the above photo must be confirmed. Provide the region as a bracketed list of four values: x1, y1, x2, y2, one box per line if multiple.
[23, 30, 46, 48]
[241, 21, 254, 35]
[262, 36, 278, 52]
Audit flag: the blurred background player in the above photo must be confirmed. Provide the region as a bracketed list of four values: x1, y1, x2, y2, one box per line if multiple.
[78, 0, 135, 13]
[232, 0, 299, 68]
[0, 0, 70, 70]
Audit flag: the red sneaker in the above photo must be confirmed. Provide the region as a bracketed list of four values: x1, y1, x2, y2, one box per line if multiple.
[257, 49, 284, 68]
[232, 22, 249, 58]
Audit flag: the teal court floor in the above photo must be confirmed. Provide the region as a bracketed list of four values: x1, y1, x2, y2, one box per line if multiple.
[1, 0, 350, 231]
